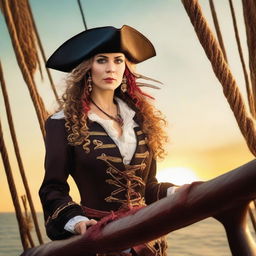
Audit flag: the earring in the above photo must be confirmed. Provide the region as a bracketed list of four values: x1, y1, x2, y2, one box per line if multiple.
[121, 76, 127, 93]
[87, 73, 92, 93]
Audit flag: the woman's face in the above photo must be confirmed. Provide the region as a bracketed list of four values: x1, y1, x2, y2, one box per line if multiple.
[90, 53, 126, 92]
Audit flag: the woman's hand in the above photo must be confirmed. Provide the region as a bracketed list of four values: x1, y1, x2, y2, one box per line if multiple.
[74, 219, 97, 235]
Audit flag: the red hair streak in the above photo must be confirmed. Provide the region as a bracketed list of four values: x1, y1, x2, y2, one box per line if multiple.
[125, 67, 155, 108]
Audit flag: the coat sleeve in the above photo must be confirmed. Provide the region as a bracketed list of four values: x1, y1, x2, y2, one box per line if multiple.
[39, 117, 85, 239]
[145, 156, 175, 204]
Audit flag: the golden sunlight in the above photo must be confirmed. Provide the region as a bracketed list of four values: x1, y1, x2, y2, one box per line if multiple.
[156, 167, 200, 186]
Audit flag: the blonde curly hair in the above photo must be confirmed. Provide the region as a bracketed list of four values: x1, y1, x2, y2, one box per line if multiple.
[59, 58, 168, 159]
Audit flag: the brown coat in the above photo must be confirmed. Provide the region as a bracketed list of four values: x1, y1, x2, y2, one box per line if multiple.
[39, 116, 173, 240]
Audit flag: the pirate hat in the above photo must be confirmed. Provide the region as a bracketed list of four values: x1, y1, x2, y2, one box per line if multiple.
[46, 25, 156, 72]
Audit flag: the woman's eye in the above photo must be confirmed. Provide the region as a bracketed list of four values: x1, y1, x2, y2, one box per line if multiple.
[96, 58, 106, 64]
[115, 59, 124, 64]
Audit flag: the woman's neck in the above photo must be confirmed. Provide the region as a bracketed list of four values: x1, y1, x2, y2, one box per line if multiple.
[90, 90, 115, 112]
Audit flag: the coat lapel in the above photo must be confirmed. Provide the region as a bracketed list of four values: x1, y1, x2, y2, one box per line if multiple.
[129, 126, 149, 167]
[88, 121, 125, 171]
[88, 113, 149, 172]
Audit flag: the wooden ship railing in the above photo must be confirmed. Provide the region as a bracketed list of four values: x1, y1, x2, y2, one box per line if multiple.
[0, 0, 256, 255]
[20, 160, 256, 256]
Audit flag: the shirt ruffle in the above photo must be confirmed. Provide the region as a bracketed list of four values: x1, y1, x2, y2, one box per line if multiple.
[88, 97, 138, 165]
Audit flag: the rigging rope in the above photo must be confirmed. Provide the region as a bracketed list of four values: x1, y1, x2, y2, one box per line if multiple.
[26, 0, 60, 105]
[21, 195, 35, 248]
[181, 0, 256, 157]
[228, 0, 255, 119]
[9, 0, 39, 75]
[0, 119, 29, 250]
[1, 0, 47, 137]
[209, 0, 256, 231]
[209, 0, 256, 119]
[77, 0, 87, 30]
[208, 0, 228, 62]
[242, 0, 256, 119]
[0, 61, 44, 244]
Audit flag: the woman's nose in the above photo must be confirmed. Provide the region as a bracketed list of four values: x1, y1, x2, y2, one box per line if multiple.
[106, 61, 116, 73]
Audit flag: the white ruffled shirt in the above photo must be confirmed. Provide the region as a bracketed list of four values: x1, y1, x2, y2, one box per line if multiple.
[50, 98, 177, 234]
[88, 97, 139, 165]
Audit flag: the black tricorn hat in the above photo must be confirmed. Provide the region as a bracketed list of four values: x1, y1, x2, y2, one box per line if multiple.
[46, 25, 156, 72]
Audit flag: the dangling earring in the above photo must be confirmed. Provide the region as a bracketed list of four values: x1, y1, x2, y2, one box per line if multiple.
[87, 73, 92, 93]
[121, 76, 127, 93]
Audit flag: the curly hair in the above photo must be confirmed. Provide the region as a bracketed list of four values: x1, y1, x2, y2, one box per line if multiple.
[59, 58, 168, 159]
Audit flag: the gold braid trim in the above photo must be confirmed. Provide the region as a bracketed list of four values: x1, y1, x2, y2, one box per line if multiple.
[138, 139, 146, 145]
[104, 166, 146, 207]
[135, 151, 149, 158]
[93, 139, 116, 150]
[97, 152, 148, 208]
[97, 153, 123, 163]
[45, 201, 76, 225]
[125, 163, 147, 171]
[89, 131, 108, 136]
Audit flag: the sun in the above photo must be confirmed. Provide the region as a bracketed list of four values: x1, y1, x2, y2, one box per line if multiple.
[156, 167, 199, 186]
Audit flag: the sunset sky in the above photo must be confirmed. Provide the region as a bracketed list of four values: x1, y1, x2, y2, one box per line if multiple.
[0, 0, 254, 212]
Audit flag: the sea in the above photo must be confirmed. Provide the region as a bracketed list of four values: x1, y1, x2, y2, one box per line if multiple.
[0, 213, 255, 256]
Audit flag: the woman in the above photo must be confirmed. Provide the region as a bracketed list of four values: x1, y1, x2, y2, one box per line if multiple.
[40, 25, 177, 255]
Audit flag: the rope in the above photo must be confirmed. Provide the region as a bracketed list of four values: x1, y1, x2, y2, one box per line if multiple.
[228, 0, 256, 228]
[0, 119, 29, 250]
[77, 0, 87, 30]
[0, 61, 44, 244]
[9, 0, 39, 75]
[242, 0, 256, 119]
[21, 195, 35, 248]
[181, 0, 256, 156]
[208, 0, 228, 62]
[1, 0, 47, 137]
[208, 1, 256, 224]
[26, 0, 60, 105]
[228, 0, 256, 119]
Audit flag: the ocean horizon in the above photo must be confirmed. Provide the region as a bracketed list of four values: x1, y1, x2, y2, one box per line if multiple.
[0, 212, 255, 256]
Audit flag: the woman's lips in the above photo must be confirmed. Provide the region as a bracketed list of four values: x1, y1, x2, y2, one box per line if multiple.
[104, 78, 116, 83]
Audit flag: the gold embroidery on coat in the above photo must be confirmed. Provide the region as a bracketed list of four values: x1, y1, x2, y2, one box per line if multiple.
[105, 170, 146, 207]
[97, 153, 122, 163]
[97, 154, 147, 208]
[89, 131, 108, 136]
[45, 201, 76, 225]
[82, 138, 91, 153]
[136, 130, 143, 135]
[125, 163, 147, 171]
[93, 139, 116, 150]
[138, 139, 146, 145]
[135, 151, 149, 158]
